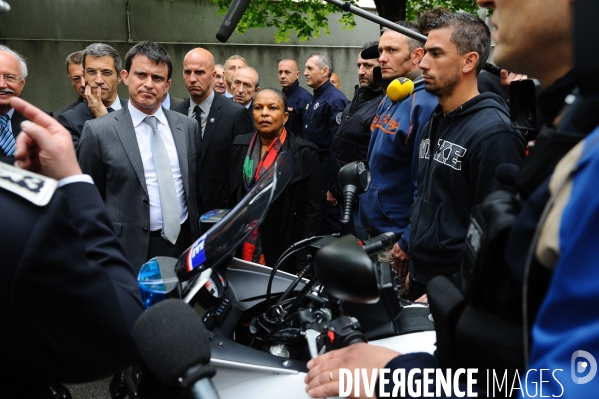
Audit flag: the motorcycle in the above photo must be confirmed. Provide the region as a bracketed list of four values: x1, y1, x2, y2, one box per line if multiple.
[127, 154, 436, 398]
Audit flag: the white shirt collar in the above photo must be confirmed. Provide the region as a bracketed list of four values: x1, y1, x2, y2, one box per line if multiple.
[189, 90, 215, 116]
[128, 101, 168, 128]
[108, 96, 123, 111]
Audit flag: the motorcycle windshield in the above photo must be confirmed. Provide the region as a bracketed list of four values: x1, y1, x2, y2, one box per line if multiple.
[176, 151, 295, 281]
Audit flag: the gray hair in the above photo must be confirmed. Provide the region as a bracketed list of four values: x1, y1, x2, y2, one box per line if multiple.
[0, 45, 28, 80]
[381, 21, 423, 53]
[224, 54, 247, 68]
[308, 51, 333, 78]
[215, 63, 225, 70]
[82, 43, 122, 74]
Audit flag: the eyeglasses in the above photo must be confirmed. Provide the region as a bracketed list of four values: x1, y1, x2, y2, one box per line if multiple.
[85, 68, 115, 78]
[0, 74, 22, 84]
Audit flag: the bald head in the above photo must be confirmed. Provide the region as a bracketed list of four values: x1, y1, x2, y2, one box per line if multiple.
[278, 59, 300, 89]
[183, 47, 216, 104]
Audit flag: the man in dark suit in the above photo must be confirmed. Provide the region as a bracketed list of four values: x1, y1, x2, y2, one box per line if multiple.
[0, 45, 29, 165]
[2, 96, 143, 399]
[58, 43, 127, 148]
[54, 50, 86, 118]
[173, 47, 253, 219]
[231, 66, 260, 131]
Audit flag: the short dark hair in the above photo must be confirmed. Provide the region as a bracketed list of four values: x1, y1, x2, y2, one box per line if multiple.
[255, 87, 288, 111]
[65, 51, 84, 71]
[83, 43, 122, 74]
[418, 7, 452, 36]
[428, 12, 491, 75]
[381, 21, 423, 52]
[124, 41, 173, 80]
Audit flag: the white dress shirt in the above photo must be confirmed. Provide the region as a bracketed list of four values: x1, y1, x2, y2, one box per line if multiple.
[128, 102, 188, 231]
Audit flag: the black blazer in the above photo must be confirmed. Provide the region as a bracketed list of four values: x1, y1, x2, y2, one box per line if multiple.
[57, 98, 128, 149]
[173, 92, 253, 217]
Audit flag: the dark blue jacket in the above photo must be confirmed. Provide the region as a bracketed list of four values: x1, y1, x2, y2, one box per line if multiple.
[409, 93, 526, 284]
[283, 80, 312, 136]
[301, 80, 349, 153]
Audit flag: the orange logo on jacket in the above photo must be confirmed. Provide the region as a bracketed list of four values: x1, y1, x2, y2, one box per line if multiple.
[371, 113, 400, 134]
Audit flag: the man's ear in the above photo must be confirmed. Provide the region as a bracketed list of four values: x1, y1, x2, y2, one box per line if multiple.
[412, 48, 425, 64]
[120, 69, 128, 85]
[462, 52, 479, 74]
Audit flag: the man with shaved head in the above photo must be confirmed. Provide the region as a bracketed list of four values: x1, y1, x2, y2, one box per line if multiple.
[173, 47, 252, 219]
[278, 58, 311, 135]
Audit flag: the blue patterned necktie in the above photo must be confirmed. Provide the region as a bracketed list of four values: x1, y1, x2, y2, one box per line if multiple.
[0, 114, 16, 156]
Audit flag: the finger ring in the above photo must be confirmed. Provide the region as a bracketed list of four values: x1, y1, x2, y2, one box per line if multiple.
[329, 371, 334, 381]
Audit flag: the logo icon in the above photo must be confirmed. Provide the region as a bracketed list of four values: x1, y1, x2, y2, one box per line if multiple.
[571, 350, 597, 384]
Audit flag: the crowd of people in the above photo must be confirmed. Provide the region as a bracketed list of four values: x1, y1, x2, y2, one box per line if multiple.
[2, 0, 598, 397]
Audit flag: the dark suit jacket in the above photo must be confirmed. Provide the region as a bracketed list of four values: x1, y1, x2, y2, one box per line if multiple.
[1, 109, 52, 164]
[58, 98, 128, 148]
[1, 174, 143, 390]
[169, 96, 183, 109]
[54, 96, 85, 118]
[173, 93, 253, 217]
[77, 106, 200, 271]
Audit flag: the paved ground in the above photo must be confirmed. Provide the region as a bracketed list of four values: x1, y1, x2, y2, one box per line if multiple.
[65, 377, 112, 399]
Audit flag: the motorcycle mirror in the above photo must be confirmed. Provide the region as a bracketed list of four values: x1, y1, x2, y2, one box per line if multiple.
[173, 152, 296, 282]
[314, 235, 379, 303]
[338, 161, 370, 235]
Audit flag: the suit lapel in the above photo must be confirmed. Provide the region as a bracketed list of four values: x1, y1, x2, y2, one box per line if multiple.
[165, 109, 190, 198]
[113, 108, 149, 196]
[201, 95, 222, 159]
[10, 111, 27, 138]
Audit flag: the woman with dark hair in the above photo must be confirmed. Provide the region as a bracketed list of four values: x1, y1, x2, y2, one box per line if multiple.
[223, 88, 320, 272]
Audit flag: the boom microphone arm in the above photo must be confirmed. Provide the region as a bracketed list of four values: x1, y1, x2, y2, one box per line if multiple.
[323, 0, 501, 76]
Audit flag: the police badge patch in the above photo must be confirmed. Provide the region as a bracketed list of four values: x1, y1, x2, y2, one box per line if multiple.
[336, 112, 343, 124]
[0, 163, 57, 206]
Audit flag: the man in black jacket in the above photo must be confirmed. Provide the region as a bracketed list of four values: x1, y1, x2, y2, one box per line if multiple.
[173, 47, 253, 219]
[406, 12, 525, 299]
[326, 41, 384, 240]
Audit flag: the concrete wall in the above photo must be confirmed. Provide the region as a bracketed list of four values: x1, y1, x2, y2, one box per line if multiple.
[0, 0, 381, 112]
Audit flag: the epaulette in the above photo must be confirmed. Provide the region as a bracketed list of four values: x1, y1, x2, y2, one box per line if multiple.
[0, 162, 57, 206]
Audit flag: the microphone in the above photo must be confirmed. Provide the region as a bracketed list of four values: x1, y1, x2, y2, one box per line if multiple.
[133, 299, 220, 399]
[216, 0, 252, 43]
[361, 232, 397, 256]
[495, 163, 520, 187]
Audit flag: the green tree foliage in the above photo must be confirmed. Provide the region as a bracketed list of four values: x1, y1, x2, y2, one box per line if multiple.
[210, 0, 482, 42]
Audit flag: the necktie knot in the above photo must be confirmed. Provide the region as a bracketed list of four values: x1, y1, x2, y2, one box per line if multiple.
[107, 107, 115, 113]
[144, 115, 158, 130]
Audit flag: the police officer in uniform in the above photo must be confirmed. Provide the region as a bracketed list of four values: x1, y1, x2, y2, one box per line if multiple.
[327, 42, 384, 241]
[0, 97, 143, 398]
[302, 52, 349, 234]
[278, 59, 312, 137]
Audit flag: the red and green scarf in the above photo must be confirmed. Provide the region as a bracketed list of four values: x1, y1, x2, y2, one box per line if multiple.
[241, 128, 287, 264]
